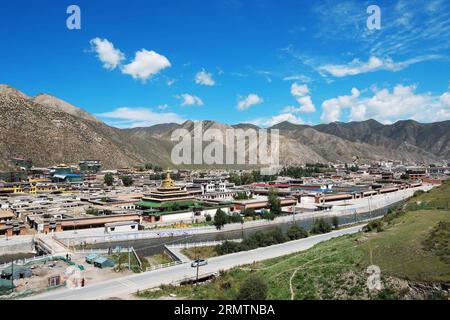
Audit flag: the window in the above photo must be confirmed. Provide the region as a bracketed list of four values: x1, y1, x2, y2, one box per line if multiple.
[110, 227, 115, 232]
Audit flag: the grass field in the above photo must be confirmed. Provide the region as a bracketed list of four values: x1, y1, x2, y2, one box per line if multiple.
[137, 181, 450, 300]
[181, 246, 218, 260]
[145, 253, 173, 266]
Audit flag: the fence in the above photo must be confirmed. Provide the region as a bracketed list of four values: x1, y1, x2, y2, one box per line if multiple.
[166, 239, 242, 249]
[54, 185, 428, 247]
[0, 254, 57, 270]
[145, 260, 183, 272]
[72, 247, 133, 254]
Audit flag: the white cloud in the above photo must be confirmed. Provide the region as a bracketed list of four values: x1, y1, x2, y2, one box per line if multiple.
[285, 83, 316, 113]
[177, 94, 204, 106]
[312, 1, 450, 57]
[195, 69, 215, 86]
[249, 113, 305, 128]
[318, 55, 441, 78]
[296, 96, 316, 113]
[291, 83, 310, 97]
[440, 92, 450, 106]
[90, 38, 125, 70]
[320, 85, 450, 124]
[320, 88, 361, 123]
[237, 94, 264, 111]
[283, 74, 312, 82]
[121, 49, 171, 82]
[96, 107, 185, 128]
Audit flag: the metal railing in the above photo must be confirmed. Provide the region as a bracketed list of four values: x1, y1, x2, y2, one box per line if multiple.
[72, 247, 133, 254]
[166, 239, 242, 249]
[145, 260, 183, 272]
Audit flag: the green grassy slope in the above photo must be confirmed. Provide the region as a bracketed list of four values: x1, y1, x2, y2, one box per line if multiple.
[137, 181, 450, 300]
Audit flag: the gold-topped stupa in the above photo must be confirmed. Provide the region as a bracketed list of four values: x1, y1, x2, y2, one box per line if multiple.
[161, 168, 175, 189]
[137, 169, 194, 209]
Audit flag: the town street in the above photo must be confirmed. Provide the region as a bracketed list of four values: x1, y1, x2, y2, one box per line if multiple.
[27, 224, 363, 300]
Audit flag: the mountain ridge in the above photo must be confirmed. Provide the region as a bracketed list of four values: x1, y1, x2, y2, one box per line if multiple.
[0, 84, 448, 169]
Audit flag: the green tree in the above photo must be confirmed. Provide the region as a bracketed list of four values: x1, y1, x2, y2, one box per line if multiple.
[400, 173, 410, 180]
[261, 210, 276, 221]
[121, 176, 134, 187]
[213, 209, 228, 230]
[216, 241, 241, 255]
[286, 225, 308, 240]
[236, 274, 268, 300]
[229, 212, 244, 224]
[104, 173, 114, 186]
[242, 208, 256, 219]
[86, 208, 99, 216]
[268, 188, 282, 215]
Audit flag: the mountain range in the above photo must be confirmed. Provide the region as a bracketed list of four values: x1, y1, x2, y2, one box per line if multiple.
[0, 84, 449, 169]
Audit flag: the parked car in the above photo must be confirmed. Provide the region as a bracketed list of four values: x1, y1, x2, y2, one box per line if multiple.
[191, 259, 208, 267]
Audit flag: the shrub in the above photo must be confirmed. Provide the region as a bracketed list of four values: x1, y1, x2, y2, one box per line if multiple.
[205, 214, 212, 222]
[310, 218, 332, 235]
[286, 225, 308, 240]
[229, 212, 244, 224]
[413, 190, 425, 197]
[331, 216, 339, 229]
[242, 208, 256, 218]
[261, 211, 276, 221]
[216, 241, 241, 255]
[363, 220, 383, 233]
[423, 221, 450, 263]
[121, 176, 134, 187]
[236, 274, 268, 300]
[86, 208, 99, 216]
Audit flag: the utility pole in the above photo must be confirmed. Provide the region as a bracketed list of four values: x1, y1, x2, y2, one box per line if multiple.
[10, 259, 14, 293]
[128, 248, 131, 271]
[195, 254, 200, 286]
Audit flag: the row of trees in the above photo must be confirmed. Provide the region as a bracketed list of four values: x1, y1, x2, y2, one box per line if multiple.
[229, 170, 276, 186]
[213, 188, 282, 229]
[144, 163, 163, 172]
[216, 225, 308, 255]
[216, 217, 338, 255]
[213, 209, 244, 230]
[279, 164, 336, 179]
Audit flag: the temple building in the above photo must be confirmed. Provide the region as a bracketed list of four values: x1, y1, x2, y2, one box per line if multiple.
[135, 170, 197, 222]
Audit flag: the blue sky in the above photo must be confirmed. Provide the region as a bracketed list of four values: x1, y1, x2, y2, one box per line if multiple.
[0, 0, 449, 127]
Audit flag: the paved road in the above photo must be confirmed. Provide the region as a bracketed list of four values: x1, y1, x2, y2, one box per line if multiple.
[27, 224, 363, 300]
